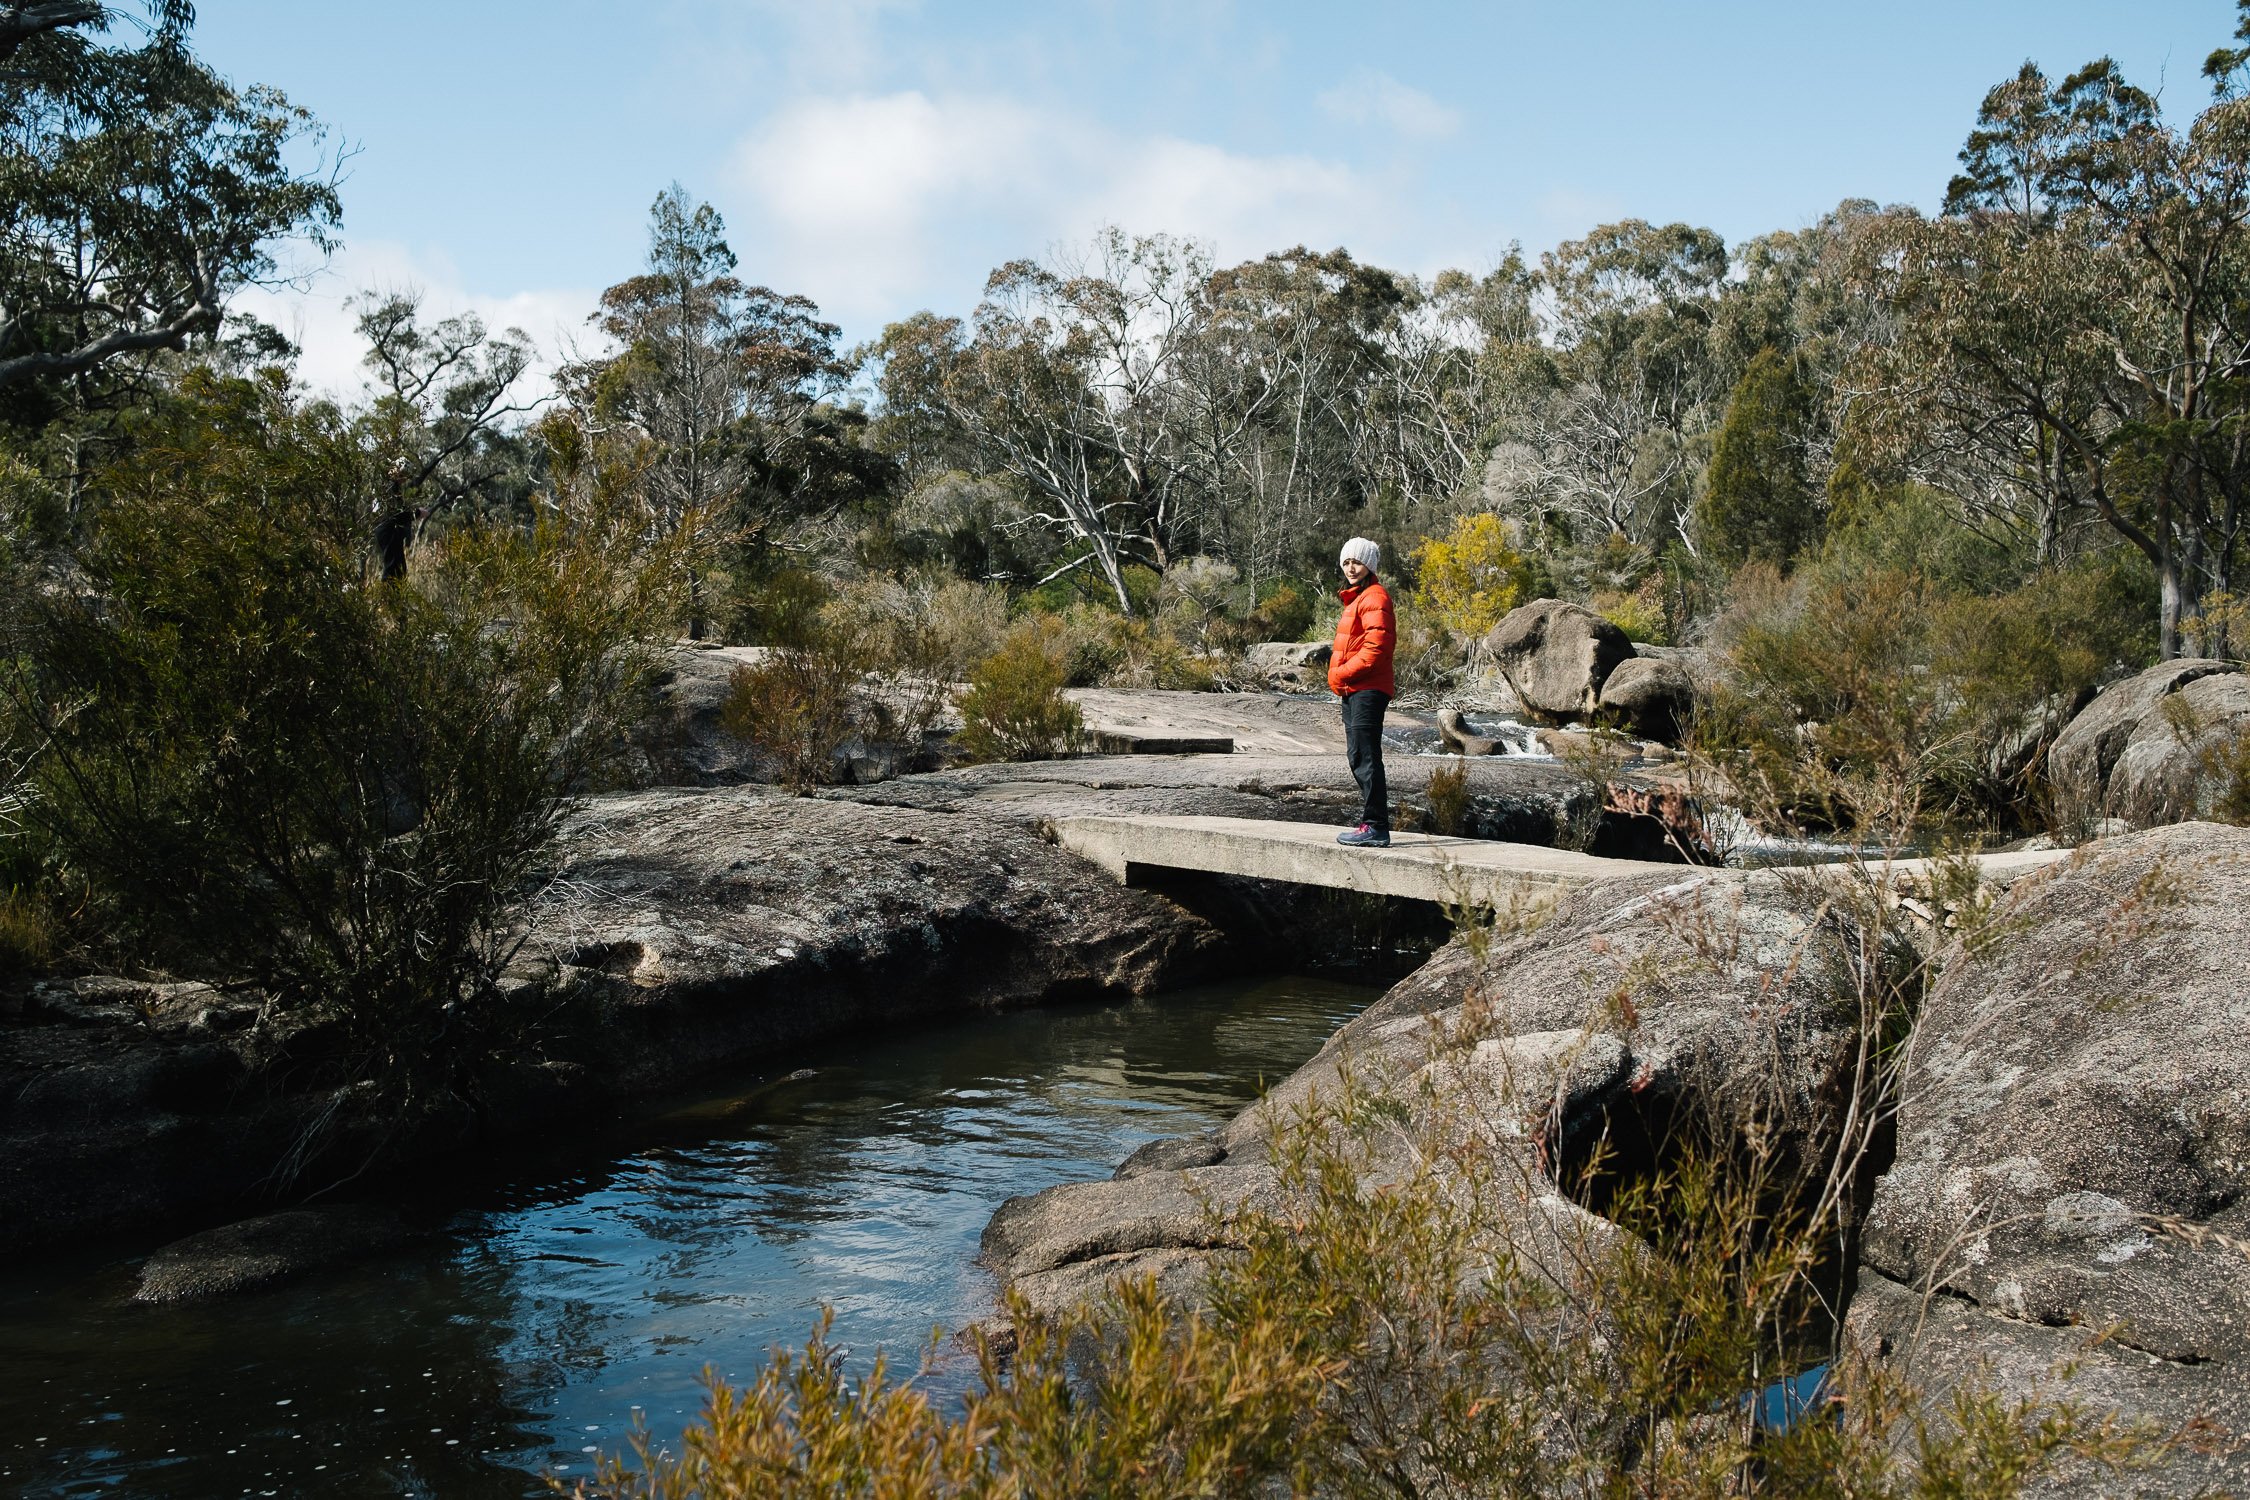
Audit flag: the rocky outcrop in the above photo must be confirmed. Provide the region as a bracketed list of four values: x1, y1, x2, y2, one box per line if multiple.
[1483, 599, 1636, 719]
[2104, 671, 2250, 828]
[1596, 655, 1695, 743]
[1851, 823, 2250, 1495]
[2047, 660, 2239, 823]
[1065, 689, 1342, 755]
[982, 863, 1895, 1322]
[516, 787, 1221, 1090]
[1241, 641, 1330, 691]
[1437, 707, 1507, 757]
[826, 751, 1612, 849]
[623, 643, 774, 787]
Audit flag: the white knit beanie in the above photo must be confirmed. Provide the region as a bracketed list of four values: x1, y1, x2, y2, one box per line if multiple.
[1339, 536, 1381, 572]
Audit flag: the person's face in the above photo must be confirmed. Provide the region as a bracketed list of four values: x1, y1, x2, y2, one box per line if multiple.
[1341, 557, 1370, 586]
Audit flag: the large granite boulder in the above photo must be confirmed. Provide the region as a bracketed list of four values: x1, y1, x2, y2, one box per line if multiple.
[1852, 823, 2250, 1496]
[1483, 599, 1636, 719]
[1596, 655, 1696, 743]
[2104, 672, 2250, 828]
[2047, 660, 2238, 823]
[1241, 641, 1331, 691]
[983, 862, 1899, 1322]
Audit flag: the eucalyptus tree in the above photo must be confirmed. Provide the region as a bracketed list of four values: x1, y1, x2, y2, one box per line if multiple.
[0, 0, 337, 434]
[573, 186, 854, 636]
[1191, 245, 1412, 591]
[1866, 28, 2250, 658]
[875, 230, 1212, 612]
[1500, 221, 1729, 555]
[354, 292, 538, 578]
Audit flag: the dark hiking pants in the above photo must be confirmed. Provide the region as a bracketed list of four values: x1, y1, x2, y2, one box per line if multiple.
[1341, 689, 1391, 832]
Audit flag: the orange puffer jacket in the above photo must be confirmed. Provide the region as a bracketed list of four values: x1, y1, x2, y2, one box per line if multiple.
[1327, 580, 1396, 696]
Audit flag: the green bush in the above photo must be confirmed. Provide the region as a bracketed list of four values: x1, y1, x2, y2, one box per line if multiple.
[1423, 756, 1470, 834]
[719, 621, 882, 792]
[956, 622, 1083, 761]
[9, 371, 676, 1108]
[1250, 580, 1315, 642]
[1697, 347, 1826, 569]
[730, 565, 835, 648]
[1700, 548, 2154, 840]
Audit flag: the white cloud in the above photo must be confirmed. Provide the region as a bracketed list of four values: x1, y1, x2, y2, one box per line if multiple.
[227, 240, 594, 402]
[726, 90, 1372, 330]
[1316, 71, 1462, 140]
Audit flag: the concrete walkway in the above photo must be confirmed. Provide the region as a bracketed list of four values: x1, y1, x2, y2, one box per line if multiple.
[1051, 814, 2073, 909]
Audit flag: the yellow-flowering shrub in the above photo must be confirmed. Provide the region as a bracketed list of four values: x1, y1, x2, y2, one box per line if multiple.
[1409, 513, 1532, 641]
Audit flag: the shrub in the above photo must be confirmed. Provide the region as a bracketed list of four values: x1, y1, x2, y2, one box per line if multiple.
[730, 565, 835, 648]
[719, 625, 882, 792]
[1250, 580, 1315, 642]
[1424, 756, 1470, 834]
[1591, 581, 1670, 644]
[1697, 347, 1825, 568]
[9, 371, 676, 1112]
[956, 622, 1083, 761]
[1157, 555, 1240, 637]
[1408, 512, 1531, 642]
[1700, 550, 2153, 840]
[0, 887, 56, 976]
[821, 573, 1011, 748]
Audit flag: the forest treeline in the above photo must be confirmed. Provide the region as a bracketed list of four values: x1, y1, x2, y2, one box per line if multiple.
[5, 0, 2250, 993]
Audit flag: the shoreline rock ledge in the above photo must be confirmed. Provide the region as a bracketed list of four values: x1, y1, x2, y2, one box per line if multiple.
[982, 858, 1893, 1324]
[983, 822, 2250, 1494]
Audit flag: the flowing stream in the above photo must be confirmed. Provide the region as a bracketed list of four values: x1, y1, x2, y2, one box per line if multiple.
[0, 973, 1378, 1499]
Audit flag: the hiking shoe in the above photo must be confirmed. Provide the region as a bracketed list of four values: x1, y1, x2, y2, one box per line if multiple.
[1337, 823, 1390, 848]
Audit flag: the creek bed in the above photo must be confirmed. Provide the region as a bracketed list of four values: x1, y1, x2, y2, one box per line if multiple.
[0, 973, 1376, 1499]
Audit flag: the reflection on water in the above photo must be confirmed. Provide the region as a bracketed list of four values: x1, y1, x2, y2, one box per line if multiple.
[0, 973, 1374, 1499]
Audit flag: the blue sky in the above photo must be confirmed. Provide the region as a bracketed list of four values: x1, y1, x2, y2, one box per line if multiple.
[194, 1, 2234, 389]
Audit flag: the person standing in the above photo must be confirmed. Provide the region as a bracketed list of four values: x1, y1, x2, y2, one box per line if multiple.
[1329, 537, 1395, 847]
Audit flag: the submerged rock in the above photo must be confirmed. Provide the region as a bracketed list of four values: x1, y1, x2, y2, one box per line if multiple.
[134, 1206, 414, 1303]
[1437, 708, 1507, 756]
[1851, 822, 2250, 1495]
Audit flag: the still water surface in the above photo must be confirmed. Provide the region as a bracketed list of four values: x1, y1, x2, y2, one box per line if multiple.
[0, 973, 1374, 1498]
